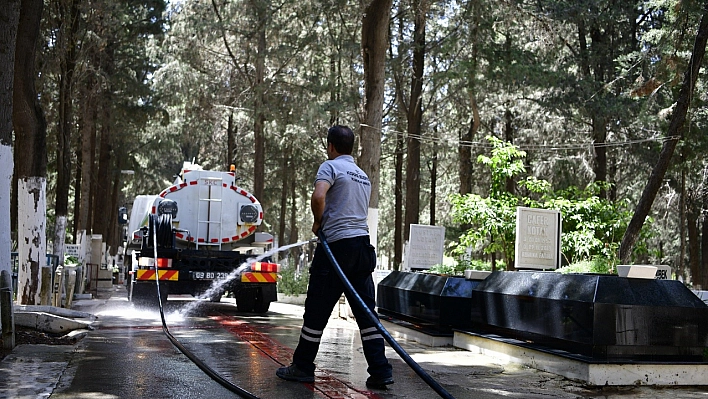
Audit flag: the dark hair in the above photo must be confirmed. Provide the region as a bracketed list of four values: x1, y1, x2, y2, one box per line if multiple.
[327, 125, 355, 155]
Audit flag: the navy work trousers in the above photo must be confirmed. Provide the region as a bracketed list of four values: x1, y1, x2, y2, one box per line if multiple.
[292, 235, 392, 379]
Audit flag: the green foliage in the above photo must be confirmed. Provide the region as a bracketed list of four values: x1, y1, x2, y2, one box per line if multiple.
[456, 258, 496, 272]
[450, 138, 651, 268]
[556, 257, 616, 275]
[426, 258, 498, 275]
[449, 192, 518, 264]
[277, 264, 309, 296]
[64, 255, 79, 266]
[450, 137, 525, 264]
[426, 263, 466, 276]
[541, 184, 641, 264]
[478, 136, 527, 197]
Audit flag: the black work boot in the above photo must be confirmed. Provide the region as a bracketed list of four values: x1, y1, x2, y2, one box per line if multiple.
[276, 364, 315, 383]
[365, 375, 394, 389]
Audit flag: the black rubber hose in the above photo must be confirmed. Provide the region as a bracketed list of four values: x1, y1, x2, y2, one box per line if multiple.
[156, 214, 173, 248]
[149, 214, 260, 399]
[318, 231, 456, 399]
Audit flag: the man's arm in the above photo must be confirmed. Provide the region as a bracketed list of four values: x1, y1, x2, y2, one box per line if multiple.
[311, 180, 331, 235]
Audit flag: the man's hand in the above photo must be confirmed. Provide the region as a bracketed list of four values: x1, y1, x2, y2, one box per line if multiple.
[312, 221, 321, 236]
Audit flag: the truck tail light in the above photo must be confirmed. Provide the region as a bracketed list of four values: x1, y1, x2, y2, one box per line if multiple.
[251, 262, 279, 272]
[137, 257, 172, 268]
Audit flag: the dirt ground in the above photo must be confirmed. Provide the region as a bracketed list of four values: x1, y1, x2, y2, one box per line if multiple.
[0, 326, 80, 361]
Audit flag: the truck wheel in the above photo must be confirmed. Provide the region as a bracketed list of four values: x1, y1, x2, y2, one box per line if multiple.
[253, 297, 270, 313]
[236, 290, 255, 312]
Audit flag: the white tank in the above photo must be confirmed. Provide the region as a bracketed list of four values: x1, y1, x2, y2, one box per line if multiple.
[150, 164, 263, 250]
[127, 194, 159, 247]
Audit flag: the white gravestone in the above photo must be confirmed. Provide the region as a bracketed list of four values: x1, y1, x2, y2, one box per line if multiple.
[65, 244, 80, 257]
[514, 207, 561, 270]
[404, 224, 445, 270]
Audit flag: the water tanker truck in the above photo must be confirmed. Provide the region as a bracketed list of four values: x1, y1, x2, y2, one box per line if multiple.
[126, 162, 278, 312]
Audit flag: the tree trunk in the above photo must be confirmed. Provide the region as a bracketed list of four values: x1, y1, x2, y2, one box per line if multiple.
[77, 77, 96, 233]
[13, 0, 47, 305]
[288, 165, 299, 259]
[679, 168, 687, 281]
[702, 198, 708, 288]
[459, 115, 476, 196]
[16, 179, 46, 305]
[577, 18, 610, 199]
[72, 145, 81, 239]
[252, 0, 267, 207]
[329, 52, 340, 126]
[404, 0, 428, 241]
[429, 137, 437, 226]
[460, 1, 480, 196]
[429, 106, 438, 226]
[592, 113, 608, 197]
[619, 7, 708, 263]
[504, 107, 515, 195]
[394, 117, 404, 270]
[360, 0, 392, 251]
[106, 168, 121, 255]
[391, 7, 405, 270]
[53, 0, 79, 264]
[0, 0, 20, 282]
[92, 96, 112, 239]
[227, 112, 236, 166]
[278, 147, 289, 246]
[687, 205, 701, 289]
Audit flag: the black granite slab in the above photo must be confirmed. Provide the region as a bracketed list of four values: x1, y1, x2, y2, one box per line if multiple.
[470, 271, 708, 361]
[376, 271, 481, 332]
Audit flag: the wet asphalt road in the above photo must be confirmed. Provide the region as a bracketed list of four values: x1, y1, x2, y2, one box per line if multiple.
[4, 285, 708, 398]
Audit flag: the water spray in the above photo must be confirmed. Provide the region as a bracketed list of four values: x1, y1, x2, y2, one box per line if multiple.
[178, 240, 311, 316]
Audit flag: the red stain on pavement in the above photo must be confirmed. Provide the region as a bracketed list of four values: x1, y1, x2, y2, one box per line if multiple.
[211, 315, 384, 399]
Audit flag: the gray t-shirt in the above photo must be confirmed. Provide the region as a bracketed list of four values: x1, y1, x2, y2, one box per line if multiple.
[315, 155, 371, 242]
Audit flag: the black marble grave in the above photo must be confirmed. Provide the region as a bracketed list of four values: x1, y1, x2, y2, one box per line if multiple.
[376, 271, 481, 333]
[470, 271, 708, 361]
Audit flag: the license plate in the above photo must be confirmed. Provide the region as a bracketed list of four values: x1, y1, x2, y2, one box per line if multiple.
[190, 271, 229, 280]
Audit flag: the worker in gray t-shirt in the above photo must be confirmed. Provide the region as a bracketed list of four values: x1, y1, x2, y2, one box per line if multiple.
[276, 125, 394, 390]
[313, 148, 371, 242]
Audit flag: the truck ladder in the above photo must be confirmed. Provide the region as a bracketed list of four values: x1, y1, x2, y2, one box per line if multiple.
[196, 175, 224, 250]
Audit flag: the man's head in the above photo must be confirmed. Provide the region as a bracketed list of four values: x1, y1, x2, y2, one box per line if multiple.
[327, 125, 355, 157]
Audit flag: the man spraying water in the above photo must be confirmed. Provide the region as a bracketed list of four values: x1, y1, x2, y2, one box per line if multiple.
[276, 125, 394, 389]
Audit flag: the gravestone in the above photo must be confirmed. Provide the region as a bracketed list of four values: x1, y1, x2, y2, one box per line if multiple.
[65, 244, 80, 258]
[514, 207, 561, 270]
[404, 224, 445, 270]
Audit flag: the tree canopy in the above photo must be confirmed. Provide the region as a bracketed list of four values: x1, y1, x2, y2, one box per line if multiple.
[6, 0, 708, 288]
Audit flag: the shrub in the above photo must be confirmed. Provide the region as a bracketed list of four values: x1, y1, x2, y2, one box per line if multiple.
[555, 257, 616, 275]
[278, 264, 309, 296]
